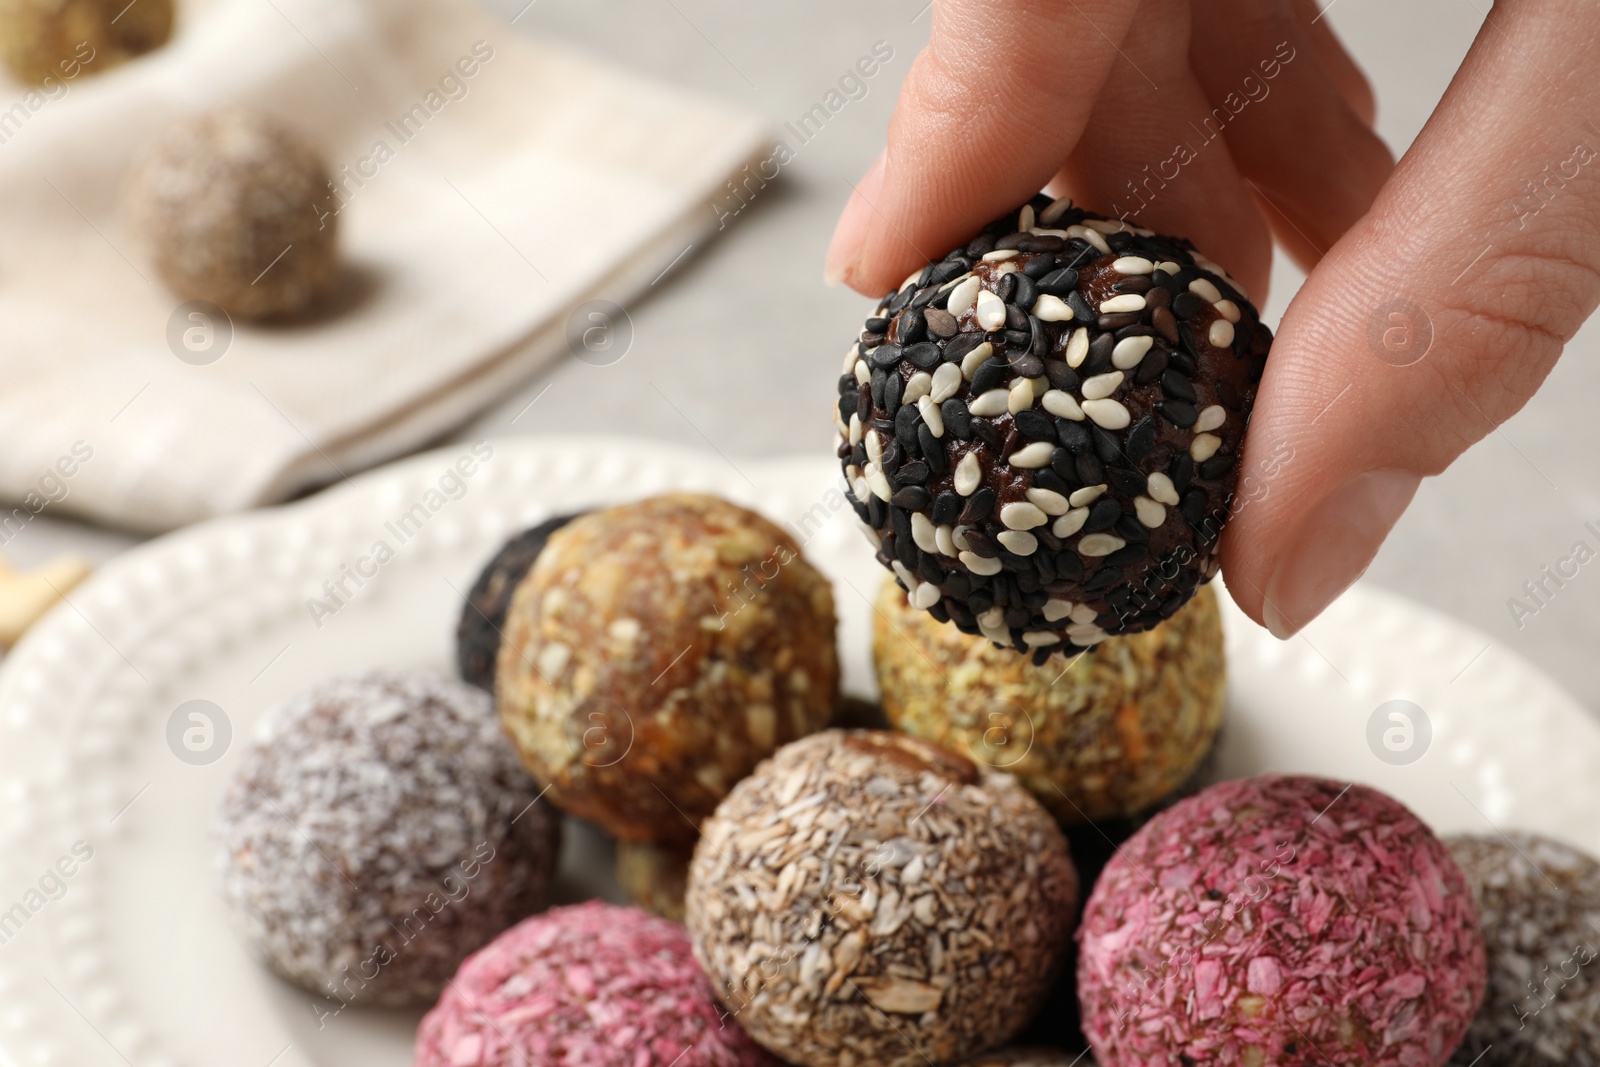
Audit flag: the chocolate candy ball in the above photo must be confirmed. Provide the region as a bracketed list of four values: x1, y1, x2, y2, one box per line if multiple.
[496, 493, 839, 844]
[686, 730, 1079, 1067]
[0, 0, 172, 84]
[1078, 775, 1486, 1067]
[416, 902, 778, 1067]
[835, 196, 1270, 660]
[213, 671, 561, 1006]
[874, 575, 1224, 825]
[456, 514, 581, 691]
[124, 108, 339, 321]
[1446, 832, 1600, 1067]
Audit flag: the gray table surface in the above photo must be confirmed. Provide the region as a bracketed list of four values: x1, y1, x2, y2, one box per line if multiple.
[15, 0, 1600, 714]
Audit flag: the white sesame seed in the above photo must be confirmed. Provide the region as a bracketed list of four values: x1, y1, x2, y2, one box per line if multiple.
[846, 463, 861, 483]
[919, 395, 945, 437]
[978, 606, 1004, 629]
[911, 512, 939, 553]
[1070, 603, 1098, 625]
[1033, 294, 1074, 322]
[997, 530, 1038, 555]
[854, 358, 871, 385]
[892, 560, 915, 587]
[1067, 622, 1109, 646]
[901, 268, 924, 291]
[1067, 224, 1111, 254]
[1112, 256, 1154, 275]
[1000, 501, 1048, 530]
[1157, 260, 1181, 274]
[960, 550, 1003, 576]
[1083, 397, 1131, 429]
[867, 465, 892, 502]
[1065, 327, 1089, 368]
[1039, 196, 1072, 225]
[1078, 533, 1125, 557]
[1099, 294, 1146, 315]
[969, 388, 1009, 417]
[1008, 441, 1055, 468]
[1111, 335, 1153, 370]
[947, 276, 980, 316]
[1083, 218, 1126, 235]
[930, 363, 963, 404]
[954, 452, 981, 496]
[1025, 487, 1070, 515]
[1081, 371, 1124, 401]
[1023, 631, 1061, 647]
[1042, 389, 1085, 421]
[995, 261, 1021, 276]
[848, 412, 863, 444]
[935, 271, 973, 295]
[1030, 227, 1071, 239]
[1068, 484, 1105, 507]
[1017, 204, 1036, 231]
[980, 248, 1018, 263]
[975, 289, 1007, 330]
[865, 430, 882, 464]
[1042, 598, 1073, 622]
[935, 524, 956, 557]
[859, 521, 880, 549]
[1007, 377, 1034, 414]
[1190, 432, 1222, 462]
[852, 476, 870, 503]
[843, 345, 861, 373]
[1209, 319, 1235, 348]
[903, 371, 933, 405]
[960, 341, 994, 380]
[1146, 471, 1179, 506]
[1214, 299, 1241, 324]
[910, 581, 942, 610]
[952, 526, 972, 551]
[1188, 277, 1222, 303]
[1134, 495, 1166, 528]
[1053, 508, 1088, 537]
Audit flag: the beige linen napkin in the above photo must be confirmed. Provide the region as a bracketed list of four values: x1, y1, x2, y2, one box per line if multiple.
[0, 0, 766, 532]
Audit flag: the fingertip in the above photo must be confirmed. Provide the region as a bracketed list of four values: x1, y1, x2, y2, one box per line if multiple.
[824, 151, 886, 291]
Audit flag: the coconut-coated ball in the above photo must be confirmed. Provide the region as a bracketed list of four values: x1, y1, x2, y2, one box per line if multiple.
[213, 671, 560, 1007]
[496, 493, 839, 844]
[1078, 775, 1486, 1067]
[416, 901, 779, 1067]
[123, 108, 338, 320]
[874, 575, 1224, 825]
[1446, 832, 1600, 1067]
[835, 195, 1271, 661]
[686, 730, 1079, 1067]
[0, 0, 172, 84]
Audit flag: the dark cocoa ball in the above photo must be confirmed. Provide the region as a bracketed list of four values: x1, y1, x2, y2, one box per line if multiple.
[835, 195, 1271, 661]
[456, 514, 581, 691]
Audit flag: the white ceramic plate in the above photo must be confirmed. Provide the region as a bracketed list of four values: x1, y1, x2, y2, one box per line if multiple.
[1, 436, 1597, 1067]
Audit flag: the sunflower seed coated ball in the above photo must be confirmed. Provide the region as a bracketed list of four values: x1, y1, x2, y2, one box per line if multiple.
[0, 0, 172, 84]
[686, 729, 1080, 1067]
[835, 195, 1271, 661]
[1446, 832, 1600, 1067]
[496, 493, 839, 844]
[213, 671, 561, 1007]
[123, 108, 339, 321]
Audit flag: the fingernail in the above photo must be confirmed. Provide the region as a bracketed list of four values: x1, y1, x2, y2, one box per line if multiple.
[1261, 468, 1420, 639]
[824, 150, 886, 287]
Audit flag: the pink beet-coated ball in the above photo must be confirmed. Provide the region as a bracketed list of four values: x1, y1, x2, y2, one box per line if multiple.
[1077, 775, 1486, 1067]
[415, 901, 777, 1067]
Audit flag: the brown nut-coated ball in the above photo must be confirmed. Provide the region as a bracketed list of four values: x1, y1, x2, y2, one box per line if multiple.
[686, 729, 1079, 1067]
[123, 108, 339, 321]
[0, 0, 172, 84]
[496, 493, 839, 844]
[874, 576, 1224, 825]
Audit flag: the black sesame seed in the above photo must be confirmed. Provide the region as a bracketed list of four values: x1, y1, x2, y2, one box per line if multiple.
[1005, 303, 1029, 331]
[837, 395, 856, 422]
[1004, 329, 1033, 351]
[1008, 353, 1044, 379]
[1097, 312, 1141, 332]
[964, 526, 999, 555]
[1012, 273, 1038, 310]
[1033, 553, 1056, 584]
[1170, 453, 1194, 493]
[996, 273, 1018, 303]
[929, 257, 970, 285]
[1086, 498, 1121, 532]
[890, 506, 912, 546]
[893, 460, 929, 487]
[1180, 489, 1209, 525]
[871, 343, 904, 370]
[909, 286, 938, 310]
[849, 497, 870, 524]
[1199, 454, 1236, 480]
[1022, 253, 1056, 279]
[882, 373, 903, 419]
[1161, 371, 1197, 402]
[888, 287, 913, 314]
[960, 488, 996, 524]
[1085, 566, 1123, 592]
[1172, 291, 1205, 320]
[1111, 275, 1152, 295]
[919, 427, 947, 475]
[972, 418, 1003, 451]
[1105, 231, 1134, 251]
[1035, 527, 1061, 553]
[1115, 515, 1148, 542]
[1050, 449, 1077, 485]
[895, 406, 922, 452]
[850, 442, 867, 467]
[971, 359, 1009, 395]
[1057, 419, 1091, 454]
[1092, 426, 1122, 463]
[1036, 267, 1079, 295]
[942, 332, 986, 364]
[1029, 315, 1050, 359]
[945, 572, 972, 598]
[1034, 469, 1069, 495]
[1106, 544, 1148, 568]
[1125, 417, 1156, 461]
[897, 307, 927, 344]
[924, 307, 958, 338]
[968, 590, 994, 615]
[942, 399, 972, 439]
[995, 231, 1027, 249]
[1017, 234, 1064, 253]
[1158, 400, 1197, 428]
[867, 495, 885, 528]
[865, 316, 890, 334]
[1043, 360, 1079, 392]
[1004, 606, 1031, 627]
[895, 530, 919, 569]
[1076, 452, 1104, 485]
[1108, 467, 1145, 496]
[1066, 290, 1094, 323]
[891, 486, 930, 510]
[1085, 333, 1116, 375]
[837, 373, 857, 396]
[931, 491, 962, 525]
[966, 233, 998, 257]
[1000, 427, 1022, 461]
[1169, 349, 1198, 376]
[905, 342, 942, 370]
[1013, 410, 1055, 440]
[1152, 306, 1180, 344]
[1144, 285, 1171, 309]
[917, 554, 947, 584]
[1054, 552, 1084, 583]
[1133, 345, 1169, 385]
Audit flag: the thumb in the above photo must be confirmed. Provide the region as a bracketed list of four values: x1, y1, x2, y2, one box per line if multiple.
[1222, 0, 1600, 637]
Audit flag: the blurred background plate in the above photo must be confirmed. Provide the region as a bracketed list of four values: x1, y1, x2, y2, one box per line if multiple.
[0, 435, 1595, 1067]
